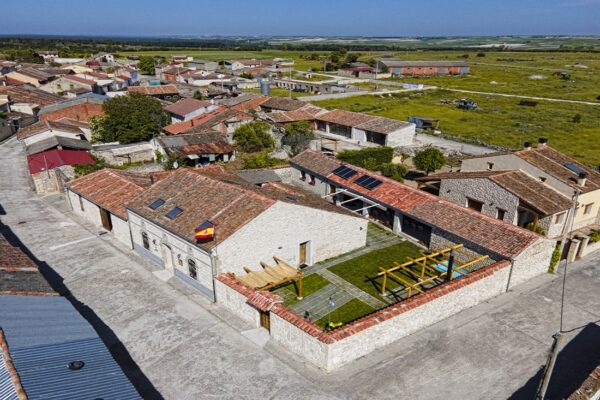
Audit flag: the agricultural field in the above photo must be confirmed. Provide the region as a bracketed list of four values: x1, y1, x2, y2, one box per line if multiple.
[314, 89, 600, 166]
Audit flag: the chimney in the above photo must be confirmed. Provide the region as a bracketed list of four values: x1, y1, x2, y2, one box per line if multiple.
[523, 142, 532, 150]
[577, 172, 588, 187]
[538, 137, 548, 147]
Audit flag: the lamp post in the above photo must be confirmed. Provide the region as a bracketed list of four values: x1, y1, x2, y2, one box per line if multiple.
[327, 296, 336, 330]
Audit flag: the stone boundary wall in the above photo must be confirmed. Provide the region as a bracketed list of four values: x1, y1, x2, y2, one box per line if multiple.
[216, 259, 512, 371]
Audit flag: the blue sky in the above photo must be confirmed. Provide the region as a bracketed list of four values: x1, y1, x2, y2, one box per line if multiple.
[1, 0, 599, 36]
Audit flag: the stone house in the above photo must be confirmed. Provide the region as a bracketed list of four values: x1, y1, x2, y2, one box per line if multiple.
[37, 94, 106, 122]
[39, 75, 96, 96]
[152, 131, 235, 166]
[163, 97, 217, 123]
[125, 167, 368, 299]
[163, 107, 253, 142]
[416, 170, 573, 238]
[376, 59, 470, 76]
[65, 169, 157, 247]
[287, 150, 555, 287]
[27, 149, 94, 194]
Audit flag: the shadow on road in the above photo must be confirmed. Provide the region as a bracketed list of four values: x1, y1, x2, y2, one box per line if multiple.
[508, 323, 600, 400]
[0, 218, 163, 400]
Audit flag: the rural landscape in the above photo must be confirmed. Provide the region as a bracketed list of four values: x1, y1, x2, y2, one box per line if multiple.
[1, 2, 599, 398]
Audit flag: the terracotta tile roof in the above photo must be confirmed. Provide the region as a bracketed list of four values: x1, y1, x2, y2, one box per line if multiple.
[17, 67, 53, 81]
[515, 146, 600, 193]
[66, 169, 154, 219]
[16, 119, 88, 140]
[0, 85, 62, 107]
[267, 104, 326, 124]
[64, 75, 96, 86]
[416, 170, 509, 181]
[127, 84, 179, 96]
[260, 97, 306, 111]
[316, 109, 412, 134]
[156, 131, 234, 155]
[164, 98, 212, 117]
[291, 150, 541, 258]
[126, 166, 358, 249]
[163, 107, 228, 135]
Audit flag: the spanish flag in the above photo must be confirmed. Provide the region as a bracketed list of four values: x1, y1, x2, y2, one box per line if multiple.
[195, 220, 215, 241]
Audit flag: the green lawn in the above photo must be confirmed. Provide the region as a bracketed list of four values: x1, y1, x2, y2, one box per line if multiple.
[328, 242, 423, 301]
[243, 87, 312, 98]
[314, 89, 600, 166]
[275, 273, 330, 307]
[315, 298, 375, 328]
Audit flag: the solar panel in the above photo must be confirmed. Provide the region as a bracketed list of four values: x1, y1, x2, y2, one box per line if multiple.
[165, 207, 183, 219]
[333, 165, 358, 180]
[355, 174, 382, 190]
[148, 198, 165, 210]
[564, 162, 585, 175]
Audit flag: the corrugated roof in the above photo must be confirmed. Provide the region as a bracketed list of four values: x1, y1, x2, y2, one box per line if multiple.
[0, 295, 141, 399]
[25, 136, 92, 156]
[27, 149, 94, 175]
[16, 119, 89, 140]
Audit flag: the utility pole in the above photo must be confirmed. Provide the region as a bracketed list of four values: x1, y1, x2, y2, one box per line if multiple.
[289, 66, 292, 99]
[536, 188, 580, 399]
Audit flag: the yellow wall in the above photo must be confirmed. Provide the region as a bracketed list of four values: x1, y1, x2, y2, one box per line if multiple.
[573, 190, 600, 230]
[6, 72, 41, 87]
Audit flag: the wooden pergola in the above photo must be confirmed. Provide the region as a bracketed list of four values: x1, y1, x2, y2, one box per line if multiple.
[230, 256, 304, 300]
[377, 244, 489, 298]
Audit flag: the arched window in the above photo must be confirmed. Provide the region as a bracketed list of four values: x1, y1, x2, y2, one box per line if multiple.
[188, 259, 197, 280]
[142, 232, 150, 250]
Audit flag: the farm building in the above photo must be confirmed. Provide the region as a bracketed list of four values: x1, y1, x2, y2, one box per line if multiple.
[377, 59, 469, 77]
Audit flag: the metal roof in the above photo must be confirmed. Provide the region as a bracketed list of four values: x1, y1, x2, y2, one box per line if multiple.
[0, 295, 141, 399]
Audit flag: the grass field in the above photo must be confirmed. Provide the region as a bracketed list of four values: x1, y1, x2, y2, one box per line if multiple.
[314, 90, 600, 166]
[328, 242, 423, 301]
[276, 273, 330, 307]
[315, 298, 375, 328]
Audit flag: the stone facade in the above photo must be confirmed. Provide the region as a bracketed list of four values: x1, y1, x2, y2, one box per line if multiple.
[216, 201, 368, 276]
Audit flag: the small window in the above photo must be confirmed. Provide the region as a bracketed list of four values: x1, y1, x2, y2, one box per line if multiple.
[496, 208, 506, 220]
[555, 212, 566, 224]
[466, 197, 484, 212]
[309, 175, 316, 186]
[148, 198, 165, 210]
[79, 196, 84, 211]
[188, 259, 197, 280]
[487, 162, 494, 170]
[165, 207, 183, 219]
[142, 232, 150, 250]
[300, 171, 306, 181]
[584, 203, 593, 215]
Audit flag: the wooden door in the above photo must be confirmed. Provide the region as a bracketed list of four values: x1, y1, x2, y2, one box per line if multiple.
[299, 241, 308, 265]
[260, 311, 270, 331]
[99, 208, 112, 231]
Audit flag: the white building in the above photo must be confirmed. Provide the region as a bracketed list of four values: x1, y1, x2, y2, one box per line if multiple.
[16, 119, 90, 146]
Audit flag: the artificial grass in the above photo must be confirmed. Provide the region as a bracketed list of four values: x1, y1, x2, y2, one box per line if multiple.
[276, 273, 331, 307]
[328, 242, 423, 301]
[315, 298, 375, 328]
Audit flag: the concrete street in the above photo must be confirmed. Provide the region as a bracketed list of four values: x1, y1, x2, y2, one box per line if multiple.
[1, 136, 598, 399]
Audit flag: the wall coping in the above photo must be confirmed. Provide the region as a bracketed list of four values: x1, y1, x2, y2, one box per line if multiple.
[217, 259, 511, 344]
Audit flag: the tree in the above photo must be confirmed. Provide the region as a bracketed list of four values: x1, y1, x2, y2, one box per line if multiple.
[242, 152, 287, 169]
[233, 121, 274, 153]
[413, 147, 446, 175]
[380, 162, 408, 182]
[73, 154, 107, 177]
[138, 56, 156, 75]
[193, 90, 206, 100]
[282, 121, 314, 155]
[91, 93, 169, 144]
[239, 72, 254, 80]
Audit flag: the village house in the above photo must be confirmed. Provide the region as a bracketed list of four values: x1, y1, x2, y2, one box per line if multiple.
[16, 118, 90, 146]
[37, 93, 106, 122]
[0, 85, 63, 117]
[27, 149, 94, 194]
[163, 107, 253, 141]
[39, 74, 97, 96]
[91, 142, 155, 165]
[36, 50, 59, 62]
[377, 59, 470, 77]
[216, 93, 268, 111]
[152, 131, 235, 166]
[127, 84, 180, 100]
[259, 97, 307, 113]
[6, 67, 55, 87]
[65, 169, 157, 247]
[416, 170, 573, 238]
[0, 60, 17, 75]
[266, 104, 327, 125]
[25, 135, 92, 156]
[163, 97, 217, 122]
[313, 109, 416, 149]
[125, 167, 368, 299]
[187, 59, 219, 71]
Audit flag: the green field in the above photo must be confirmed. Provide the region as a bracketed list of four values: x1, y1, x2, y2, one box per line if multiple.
[315, 299, 375, 328]
[314, 90, 600, 166]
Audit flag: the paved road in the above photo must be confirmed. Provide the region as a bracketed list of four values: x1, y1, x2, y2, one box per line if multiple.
[1, 136, 599, 399]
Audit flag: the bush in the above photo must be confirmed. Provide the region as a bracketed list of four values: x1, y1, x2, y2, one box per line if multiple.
[572, 113, 582, 123]
[380, 162, 408, 182]
[548, 242, 562, 274]
[589, 230, 600, 243]
[282, 121, 314, 155]
[336, 147, 393, 171]
[526, 218, 546, 235]
[476, 52, 486, 57]
[162, 153, 185, 170]
[138, 56, 156, 75]
[73, 154, 107, 177]
[242, 152, 287, 169]
[233, 121, 274, 153]
[413, 147, 446, 175]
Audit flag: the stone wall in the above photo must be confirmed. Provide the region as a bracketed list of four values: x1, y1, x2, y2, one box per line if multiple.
[508, 237, 556, 288]
[216, 201, 367, 275]
[429, 228, 499, 266]
[112, 216, 133, 248]
[214, 279, 260, 326]
[385, 124, 416, 148]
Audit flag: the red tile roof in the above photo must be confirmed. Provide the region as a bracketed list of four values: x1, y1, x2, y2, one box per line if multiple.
[0, 86, 62, 107]
[64, 75, 96, 86]
[267, 105, 326, 124]
[27, 149, 94, 175]
[16, 119, 89, 140]
[128, 84, 179, 96]
[163, 98, 212, 117]
[66, 169, 154, 219]
[291, 150, 541, 258]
